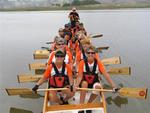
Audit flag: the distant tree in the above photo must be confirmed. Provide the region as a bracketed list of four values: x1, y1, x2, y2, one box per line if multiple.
[72, 0, 80, 5]
[71, 0, 100, 6]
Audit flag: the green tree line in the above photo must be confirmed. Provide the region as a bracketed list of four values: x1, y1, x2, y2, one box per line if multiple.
[63, 0, 100, 7]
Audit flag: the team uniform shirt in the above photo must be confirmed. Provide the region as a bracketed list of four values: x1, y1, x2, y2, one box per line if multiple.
[44, 63, 72, 88]
[47, 51, 73, 65]
[78, 59, 106, 77]
[76, 50, 100, 65]
[44, 63, 72, 79]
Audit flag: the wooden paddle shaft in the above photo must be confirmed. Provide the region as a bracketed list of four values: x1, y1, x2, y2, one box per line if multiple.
[37, 88, 113, 92]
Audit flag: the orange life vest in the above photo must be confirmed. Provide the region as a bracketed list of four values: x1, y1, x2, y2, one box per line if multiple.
[49, 62, 69, 88]
[83, 59, 99, 85]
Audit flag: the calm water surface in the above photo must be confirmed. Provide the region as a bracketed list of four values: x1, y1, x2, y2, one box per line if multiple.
[0, 9, 150, 113]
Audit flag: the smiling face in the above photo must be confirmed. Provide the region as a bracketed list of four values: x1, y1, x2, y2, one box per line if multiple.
[75, 21, 80, 27]
[58, 29, 64, 37]
[86, 49, 96, 62]
[55, 50, 65, 64]
[55, 54, 65, 64]
[55, 42, 65, 49]
[65, 25, 69, 30]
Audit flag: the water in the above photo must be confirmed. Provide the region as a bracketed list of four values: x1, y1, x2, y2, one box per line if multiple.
[0, 9, 150, 113]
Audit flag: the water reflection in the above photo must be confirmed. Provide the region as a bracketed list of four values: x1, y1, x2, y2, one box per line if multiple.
[103, 83, 128, 107]
[19, 94, 44, 99]
[10, 107, 33, 113]
[106, 96, 128, 107]
[103, 83, 124, 89]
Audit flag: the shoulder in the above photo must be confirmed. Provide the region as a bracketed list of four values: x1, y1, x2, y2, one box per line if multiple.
[46, 64, 53, 70]
[66, 50, 72, 56]
[76, 50, 81, 56]
[65, 64, 72, 71]
[78, 60, 85, 66]
[50, 51, 55, 56]
[66, 64, 71, 68]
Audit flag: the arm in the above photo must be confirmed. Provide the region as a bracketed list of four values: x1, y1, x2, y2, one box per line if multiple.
[67, 64, 74, 86]
[75, 51, 81, 67]
[47, 52, 55, 65]
[32, 65, 51, 91]
[37, 65, 51, 86]
[67, 51, 73, 69]
[75, 61, 84, 87]
[36, 77, 47, 86]
[98, 61, 116, 88]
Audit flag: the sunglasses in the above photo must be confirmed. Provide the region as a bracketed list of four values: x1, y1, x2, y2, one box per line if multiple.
[55, 55, 65, 58]
[87, 52, 95, 54]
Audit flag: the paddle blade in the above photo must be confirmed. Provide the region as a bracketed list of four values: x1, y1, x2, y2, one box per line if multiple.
[102, 56, 121, 65]
[10, 107, 33, 113]
[108, 67, 131, 75]
[6, 88, 34, 96]
[96, 46, 109, 52]
[119, 88, 148, 99]
[29, 62, 46, 70]
[41, 47, 51, 51]
[46, 41, 54, 44]
[17, 74, 42, 83]
[91, 34, 103, 38]
[33, 50, 49, 59]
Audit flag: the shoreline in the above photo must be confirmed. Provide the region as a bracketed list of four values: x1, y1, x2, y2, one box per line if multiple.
[1, 3, 150, 12]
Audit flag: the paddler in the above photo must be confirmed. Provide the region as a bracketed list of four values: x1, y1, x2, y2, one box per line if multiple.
[75, 46, 118, 113]
[68, 7, 80, 28]
[32, 49, 74, 105]
[47, 37, 73, 68]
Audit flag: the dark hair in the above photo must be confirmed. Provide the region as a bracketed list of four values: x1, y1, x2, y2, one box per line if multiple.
[55, 49, 65, 57]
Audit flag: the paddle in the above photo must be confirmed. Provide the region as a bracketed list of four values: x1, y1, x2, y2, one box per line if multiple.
[107, 67, 131, 75]
[33, 46, 111, 59]
[96, 46, 109, 51]
[18, 67, 130, 83]
[10, 107, 33, 113]
[33, 50, 50, 59]
[17, 74, 43, 83]
[78, 88, 148, 99]
[41, 47, 51, 51]
[5, 87, 148, 99]
[88, 34, 103, 38]
[46, 41, 54, 44]
[29, 56, 121, 70]
[101, 56, 121, 65]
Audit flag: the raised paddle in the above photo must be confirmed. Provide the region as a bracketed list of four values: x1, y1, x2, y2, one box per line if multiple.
[96, 46, 109, 50]
[46, 41, 54, 44]
[88, 34, 103, 38]
[5, 87, 148, 99]
[41, 47, 51, 51]
[29, 56, 121, 70]
[17, 67, 131, 83]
